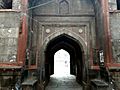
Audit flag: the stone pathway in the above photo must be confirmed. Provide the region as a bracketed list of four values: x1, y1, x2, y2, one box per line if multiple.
[45, 75, 83, 90]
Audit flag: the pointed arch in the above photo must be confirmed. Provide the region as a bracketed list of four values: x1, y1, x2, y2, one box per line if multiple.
[43, 30, 87, 53]
[39, 30, 89, 85]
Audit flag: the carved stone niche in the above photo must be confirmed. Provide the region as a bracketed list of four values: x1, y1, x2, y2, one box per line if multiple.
[59, 0, 69, 14]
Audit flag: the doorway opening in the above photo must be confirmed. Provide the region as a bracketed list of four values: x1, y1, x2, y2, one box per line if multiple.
[44, 34, 84, 90]
[54, 49, 70, 77]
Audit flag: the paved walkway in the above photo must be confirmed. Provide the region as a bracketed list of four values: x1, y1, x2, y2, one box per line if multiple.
[45, 75, 83, 90]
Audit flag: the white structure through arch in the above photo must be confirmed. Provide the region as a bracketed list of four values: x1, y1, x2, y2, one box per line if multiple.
[54, 49, 70, 77]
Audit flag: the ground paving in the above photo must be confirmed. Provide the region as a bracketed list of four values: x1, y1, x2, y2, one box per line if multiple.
[45, 75, 83, 90]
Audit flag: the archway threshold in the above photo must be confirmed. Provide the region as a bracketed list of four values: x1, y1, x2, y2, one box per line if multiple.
[45, 75, 83, 90]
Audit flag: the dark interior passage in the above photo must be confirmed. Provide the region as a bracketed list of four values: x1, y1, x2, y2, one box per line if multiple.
[44, 34, 84, 87]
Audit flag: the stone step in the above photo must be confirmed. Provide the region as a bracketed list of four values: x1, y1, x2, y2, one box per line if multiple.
[45, 75, 82, 90]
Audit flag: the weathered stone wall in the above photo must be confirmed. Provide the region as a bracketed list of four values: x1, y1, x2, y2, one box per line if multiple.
[32, 0, 94, 15]
[0, 11, 21, 63]
[0, 0, 21, 62]
[109, 0, 120, 63]
[109, 0, 120, 89]
[110, 13, 120, 63]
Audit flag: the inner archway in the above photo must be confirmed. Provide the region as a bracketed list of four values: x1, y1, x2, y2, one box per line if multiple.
[54, 49, 70, 76]
[44, 34, 85, 89]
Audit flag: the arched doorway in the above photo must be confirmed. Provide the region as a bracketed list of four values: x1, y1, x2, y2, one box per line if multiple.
[44, 34, 85, 87]
[54, 49, 70, 76]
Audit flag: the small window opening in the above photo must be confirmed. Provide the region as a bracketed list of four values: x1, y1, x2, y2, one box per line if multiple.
[0, 0, 12, 9]
[117, 0, 120, 10]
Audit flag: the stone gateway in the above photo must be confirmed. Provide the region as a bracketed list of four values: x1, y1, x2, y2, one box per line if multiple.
[0, 0, 120, 90]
